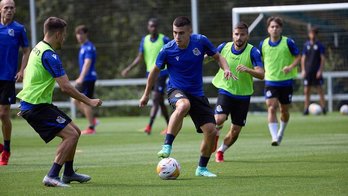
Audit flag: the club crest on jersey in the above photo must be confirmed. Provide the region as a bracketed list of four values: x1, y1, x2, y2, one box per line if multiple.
[266, 90, 272, 98]
[175, 93, 184, 98]
[175, 56, 180, 61]
[56, 116, 66, 124]
[216, 105, 223, 113]
[313, 44, 318, 50]
[8, 29, 15, 37]
[192, 48, 201, 56]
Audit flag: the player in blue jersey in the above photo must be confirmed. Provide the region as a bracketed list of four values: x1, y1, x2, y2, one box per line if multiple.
[122, 18, 170, 135]
[73, 25, 98, 135]
[301, 27, 326, 115]
[259, 16, 301, 146]
[140, 16, 236, 177]
[0, 0, 30, 166]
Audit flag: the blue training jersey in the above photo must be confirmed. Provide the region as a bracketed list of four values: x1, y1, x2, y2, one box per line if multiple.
[0, 21, 29, 81]
[259, 37, 299, 87]
[79, 41, 97, 81]
[156, 34, 217, 96]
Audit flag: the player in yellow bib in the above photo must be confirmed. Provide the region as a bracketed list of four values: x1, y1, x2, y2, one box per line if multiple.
[212, 22, 264, 162]
[259, 16, 301, 146]
[121, 18, 170, 135]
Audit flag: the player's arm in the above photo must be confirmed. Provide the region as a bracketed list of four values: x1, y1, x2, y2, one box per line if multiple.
[317, 44, 325, 78]
[301, 54, 306, 78]
[56, 75, 102, 107]
[139, 66, 160, 107]
[121, 52, 143, 77]
[236, 47, 264, 80]
[76, 58, 92, 84]
[212, 53, 236, 80]
[283, 38, 301, 74]
[16, 47, 30, 82]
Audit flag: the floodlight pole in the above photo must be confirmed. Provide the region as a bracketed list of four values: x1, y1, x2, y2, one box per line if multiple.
[191, 0, 199, 34]
[29, 0, 37, 47]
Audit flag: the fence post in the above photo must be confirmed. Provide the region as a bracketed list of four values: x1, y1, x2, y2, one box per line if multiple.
[327, 75, 333, 112]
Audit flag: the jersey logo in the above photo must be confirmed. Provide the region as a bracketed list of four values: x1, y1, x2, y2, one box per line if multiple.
[174, 93, 184, 98]
[175, 56, 180, 61]
[266, 90, 272, 98]
[313, 44, 318, 50]
[216, 105, 223, 113]
[8, 29, 15, 37]
[192, 48, 201, 56]
[52, 54, 57, 59]
[56, 116, 66, 124]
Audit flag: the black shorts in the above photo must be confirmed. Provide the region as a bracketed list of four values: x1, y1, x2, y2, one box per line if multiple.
[304, 73, 324, 86]
[21, 104, 72, 143]
[76, 80, 95, 98]
[153, 75, 167, 94]
[0, 80, 16, 105]
[215, 94, 250, 127]
[168, 89, 215, 133]
[264, 85, 293, 105]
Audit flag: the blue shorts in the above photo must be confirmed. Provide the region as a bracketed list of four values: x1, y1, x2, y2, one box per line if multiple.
[0, 80, 16, 105]
[76, 80, 95, 98]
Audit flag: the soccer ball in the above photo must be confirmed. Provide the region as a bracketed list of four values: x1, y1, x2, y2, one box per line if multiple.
[156, 158, 181, 180]
[340, 104, 348, 115]
[308, 103, 322, 115]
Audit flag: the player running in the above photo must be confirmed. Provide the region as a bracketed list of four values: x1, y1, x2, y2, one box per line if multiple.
[259, 16, 301, 146]
[301, 27, 326, 115]
[73, 25, 99, 135]
[213, 22, 264, 162]
[17, 17, 102, 187]
[140, 16, 236, 177]
[122, 18, 170, 135]
[0, 0, 30, 166]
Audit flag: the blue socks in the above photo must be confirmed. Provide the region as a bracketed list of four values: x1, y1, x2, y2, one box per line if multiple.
[164, 134, 175, 146]
[63, 160, 75, 176]
[4, 140, 10, 152]
[199, 156, 210, 167]
[47, 163, 62, 178]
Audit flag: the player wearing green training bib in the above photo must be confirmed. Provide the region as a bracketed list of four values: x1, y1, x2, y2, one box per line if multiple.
[259, 16, 301, 146]
[121, 18, 170, 135]
[212, 22, 264, 163]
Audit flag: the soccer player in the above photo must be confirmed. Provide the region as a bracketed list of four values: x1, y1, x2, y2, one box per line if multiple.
[301, 27, 326, 115]
[0, 0, 30, 166]
[259, 16, 301, 146]
[17, 17, 102, 187]
[122, 18, 170, 135]
[74, 25, 98, 135]
[139, 16, 235, 177]
[213, 22, 264, 162]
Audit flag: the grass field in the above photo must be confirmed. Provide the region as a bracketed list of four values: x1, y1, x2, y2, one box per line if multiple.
[0, 113, 347, 195]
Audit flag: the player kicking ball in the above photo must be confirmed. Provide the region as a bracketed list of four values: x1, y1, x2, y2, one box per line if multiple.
[212, 22, 264, 162]
[17, 17, 102, 187]
[140, 16, 236, 177]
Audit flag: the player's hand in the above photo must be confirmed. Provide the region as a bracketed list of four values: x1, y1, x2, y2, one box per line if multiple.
[75, 77, 83, 85]
[139, 94, 149, 107]
[301, 71, 306, 78]
[316, 71, 322, 79]
[89, 98, 102, 107]
[236, 64, 249, 73]
[283, 66, 292, 74]
[15, 70, 24, 82]
[121, 68, 129, 77]
[224, 69, 238, 80]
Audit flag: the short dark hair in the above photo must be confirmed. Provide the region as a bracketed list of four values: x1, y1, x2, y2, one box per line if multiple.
[173, 16, 191, 27]
[267, 16, 283, 27]
[75, 25, 88, 34]
[44, 17, 67, 35]
[234, 22, 249, 33]
[148, 18, 159, 25]
[309, 27, 319, 34]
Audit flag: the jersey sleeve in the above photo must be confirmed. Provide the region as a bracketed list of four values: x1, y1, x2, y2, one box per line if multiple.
[258, 40, 264, 56]
[138, 37, 145, 53]
[84, 45, 95, 59]
[217, 42, 226, 53]
[319, 42, 325, 54]
[20, 26, 29, 48]
[155, 48, 166, 70]
[287, 38, 300, 56]
[163, 36, 171, 44]
[302, 42, 308, 55]
[42, 50, 66, 78]
[201, 35, 217, 56]
[250, 47, 263, 67]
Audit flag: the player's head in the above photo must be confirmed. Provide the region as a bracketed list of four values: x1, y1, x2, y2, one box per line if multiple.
[75, 25, 89, 44]
[233, 22, 249, 48]
[0, 0, 16, 22]
[147, 18, 158, 35]
[43, 17, 67, 50]
[172, 16, 192, 49]
[308, 27, 318, 41]
[267, 16, 283, 38]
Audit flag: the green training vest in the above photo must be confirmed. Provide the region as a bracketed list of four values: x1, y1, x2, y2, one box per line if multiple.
[262, 36, 297, 81]
[212, 42, 254, 96]
[143, 34, 165, 72]
[17, 41, 57, 104]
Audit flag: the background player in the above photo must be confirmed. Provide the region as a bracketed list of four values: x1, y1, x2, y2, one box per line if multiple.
[301, 27, 326, 115]
[259, 16, 301, 146]
[122, 18, 170, 135]
[0, 0, 30, 166]
[17, 17, 102, 187]
[140, 16, 235, 177]
[213, 22, 264, 162]
[73, 25, 98, 135]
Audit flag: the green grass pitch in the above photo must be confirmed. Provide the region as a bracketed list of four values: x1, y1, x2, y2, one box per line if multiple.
[1, 113, 347, 195]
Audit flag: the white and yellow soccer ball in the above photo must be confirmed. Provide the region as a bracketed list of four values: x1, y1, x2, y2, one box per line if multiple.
[308, 103, 322, 115]
[340, 104, 348, 115]
[156, 157, 181, 180]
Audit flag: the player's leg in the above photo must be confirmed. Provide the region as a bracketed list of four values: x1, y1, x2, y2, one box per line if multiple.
[159, 93, 170, 135]
[145, 91, 160, 134]
[303, 85, 311, 115]
[317, 83, 326, 114]
[277, 85, 293, 145]
[158, 90, 190, 158]
[213, 113, 227, 153]
[80, 81, 96, 135]
[266, 98, 279, 145]
[212, 93, 230, 152]
[0, 104, 11, 165]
